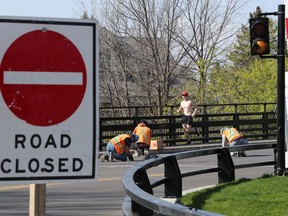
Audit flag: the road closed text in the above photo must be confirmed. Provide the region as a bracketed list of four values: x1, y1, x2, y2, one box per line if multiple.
[0, 134, 84, 175]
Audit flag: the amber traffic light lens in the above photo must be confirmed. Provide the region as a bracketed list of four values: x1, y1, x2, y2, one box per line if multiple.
[252, 39, 268, 54]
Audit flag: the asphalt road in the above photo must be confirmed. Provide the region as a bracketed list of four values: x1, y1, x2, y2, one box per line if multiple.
[0, 148, 276, 216]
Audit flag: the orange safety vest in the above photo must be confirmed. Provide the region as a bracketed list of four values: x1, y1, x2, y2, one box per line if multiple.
[133, 123, 151, 145]
[110, 134, 130, 154]
[223, 128, 242, 143]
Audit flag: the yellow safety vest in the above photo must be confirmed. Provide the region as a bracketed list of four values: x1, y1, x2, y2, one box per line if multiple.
[133, 123, 151, 145]
[110, 134, 130, 154]
[223, 128, 242, 143]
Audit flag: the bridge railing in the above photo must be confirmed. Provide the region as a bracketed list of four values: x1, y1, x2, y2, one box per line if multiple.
[122, 142, 277, 216]
[100, 103, 277, 150]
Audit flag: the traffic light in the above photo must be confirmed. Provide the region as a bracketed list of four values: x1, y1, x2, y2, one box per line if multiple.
[249, 17, 270, 55]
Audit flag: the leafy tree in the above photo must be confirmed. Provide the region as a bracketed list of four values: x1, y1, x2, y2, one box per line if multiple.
[206, 11, 279, 112]
[206, 58, 277, 114]
[172, 0, 245, 104]
[235, 59, 277, 104]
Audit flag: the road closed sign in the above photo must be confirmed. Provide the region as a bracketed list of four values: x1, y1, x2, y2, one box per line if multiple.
[0, 17, 98, 183]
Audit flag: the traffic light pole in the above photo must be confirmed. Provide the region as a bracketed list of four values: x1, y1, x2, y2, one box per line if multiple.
[276, 4, 286, 175]
[259, 5, 286, 175]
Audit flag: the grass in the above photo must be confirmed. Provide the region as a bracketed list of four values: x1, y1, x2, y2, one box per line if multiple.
[177, 174, 288, 216]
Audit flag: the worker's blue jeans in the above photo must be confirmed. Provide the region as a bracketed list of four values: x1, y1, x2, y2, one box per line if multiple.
[106, 142, 128, 161]
[230, 138, 249, 147]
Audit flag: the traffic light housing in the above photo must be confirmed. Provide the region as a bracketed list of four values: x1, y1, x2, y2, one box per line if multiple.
[249, 17, 270, 55]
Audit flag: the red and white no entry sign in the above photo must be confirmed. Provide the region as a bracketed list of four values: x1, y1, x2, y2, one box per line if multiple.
[0, 17, 97, 183]
[0, 30, 87, 126]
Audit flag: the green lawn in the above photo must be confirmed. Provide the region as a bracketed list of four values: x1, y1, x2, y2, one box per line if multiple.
[177, 175, 288, 216]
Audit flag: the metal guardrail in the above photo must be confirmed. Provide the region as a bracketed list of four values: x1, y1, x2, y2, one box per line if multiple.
[122, 142, 277, 216]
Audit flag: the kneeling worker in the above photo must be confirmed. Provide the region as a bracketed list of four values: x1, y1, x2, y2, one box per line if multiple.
[220, 127, 248, 157]
[100, 133, 137, 162]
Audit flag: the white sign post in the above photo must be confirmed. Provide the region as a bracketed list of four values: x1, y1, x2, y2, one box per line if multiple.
[0, 17, 99, 183]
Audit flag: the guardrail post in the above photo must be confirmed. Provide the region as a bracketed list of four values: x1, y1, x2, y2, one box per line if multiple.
[217, 148, 235, 183]
[164, 156, 182, 197]
[132, 169, 153, 216]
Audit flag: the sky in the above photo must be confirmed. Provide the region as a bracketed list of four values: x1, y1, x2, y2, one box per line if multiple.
[0, 0, 82, 19]
[245, 0, 284, 12]
[0, 0, 285, 21]
[242, 0, 284, 20]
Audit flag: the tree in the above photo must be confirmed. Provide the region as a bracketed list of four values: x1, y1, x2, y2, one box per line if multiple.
[206, 14, 279, 110]
[77, 0, 266, 115]
[174, 0, 245, 104]
[88, 0, 188, 115]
